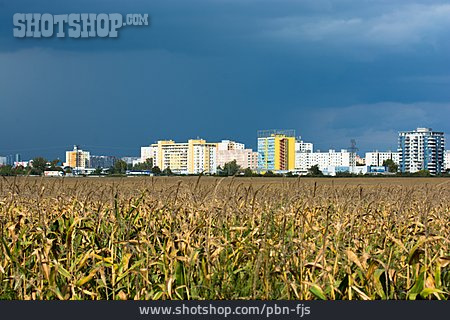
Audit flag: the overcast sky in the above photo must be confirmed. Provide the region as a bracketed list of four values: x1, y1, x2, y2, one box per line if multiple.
[1, 0, 450, 160]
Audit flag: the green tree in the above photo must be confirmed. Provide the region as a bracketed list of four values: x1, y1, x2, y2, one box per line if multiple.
[413, 170, 431, 177]
[31, 157, 48, 175]
[383, 159, 398, 173]
[50, 159, 60, 168]
[162, 167, 173, 176]
[151, 166, 161, 175]
[222, 160, 241, 176]
[48, 159, 63, 172]
[12, 165, 27, 176]
[112, 160, 128, 174]
[307, 165, 323, 177]
[264, 170, 277, 177]
[0, 165, 13, 176]
[243, 168, 254, 177]
[133, 158, 153, 171]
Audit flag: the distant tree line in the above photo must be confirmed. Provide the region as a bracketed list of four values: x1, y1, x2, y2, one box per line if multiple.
[1, 157, 448, 177]
[0, 157, 64, 176]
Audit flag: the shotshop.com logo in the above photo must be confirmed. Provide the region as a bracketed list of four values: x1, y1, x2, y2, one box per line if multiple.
[13, 13, 149, 38]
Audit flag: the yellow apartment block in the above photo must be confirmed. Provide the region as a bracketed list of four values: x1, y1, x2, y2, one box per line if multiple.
[65, 145, 90, 169]
[274, 135, 295, 171]
[151, 139, 217, 174]
[257, 134, 295, 171]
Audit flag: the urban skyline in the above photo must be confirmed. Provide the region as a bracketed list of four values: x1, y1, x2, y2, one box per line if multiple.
[2, 127, 449, 176]
[0, 127, 443, 162]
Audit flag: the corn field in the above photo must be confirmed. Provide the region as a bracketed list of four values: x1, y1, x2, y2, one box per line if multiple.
[0, 176, 449, 300]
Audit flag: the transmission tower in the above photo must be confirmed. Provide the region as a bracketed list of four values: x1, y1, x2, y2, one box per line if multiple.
[348, 139, 359, 153]
[348, 139, 359, 169]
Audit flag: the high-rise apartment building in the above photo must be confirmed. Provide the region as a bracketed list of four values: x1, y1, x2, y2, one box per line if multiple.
[150, 139, 217, 174]
[189, 139, 217, 174]
[365, 151, 400, 167]
[217, 140, 258, 170]
[294, 138, 314, 171]
[398, 128, 445, 175]
[151, 140, 188, 173]
[65, 145, 90, 169]
[257, 130, 296, 172]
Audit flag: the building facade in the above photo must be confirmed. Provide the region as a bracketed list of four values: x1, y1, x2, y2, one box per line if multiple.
[365, 151, 400, 167]
[121, 157, 141, 166]
[189, 139, 217, 174]
[150, 139, 217, 174]
[294, 138, 314, 171]
[295, 149, 355, 173]
[65, 145, 90, 169]
[398, 128, 445, 175]
[295, 139, 313, 153]
[257, 130, 296, 172]
[152, 140, 188, 173]
[90, 155, 117, 169]
[217, 140, 258, 170]
[355, 155, 366, 166]
[0, 154, 21, 166]
[444, 150, 450, 171]
[217, 140, 245, 151]
[6, 154, 21, 166]
[140, 146, 153, 163]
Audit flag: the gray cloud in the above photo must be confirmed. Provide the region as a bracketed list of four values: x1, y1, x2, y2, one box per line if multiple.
[264, 3, 450, 53]
[294, 102, 450, 152]
[1, 0, 449, 159]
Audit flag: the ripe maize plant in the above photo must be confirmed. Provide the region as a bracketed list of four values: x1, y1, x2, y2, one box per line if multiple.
[0, 176, 449, 300]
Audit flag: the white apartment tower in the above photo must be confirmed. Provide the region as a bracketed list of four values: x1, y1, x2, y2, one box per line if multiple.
[398, 128, 445, 175]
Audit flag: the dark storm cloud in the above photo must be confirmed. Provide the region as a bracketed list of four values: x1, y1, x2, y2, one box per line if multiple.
[1, 0, 449, 159]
